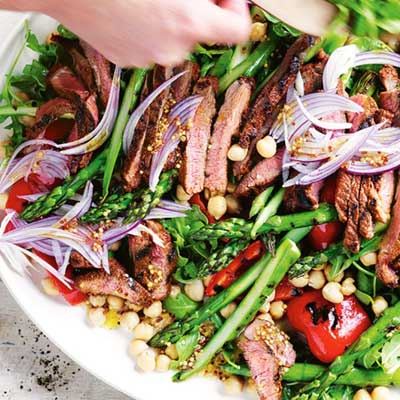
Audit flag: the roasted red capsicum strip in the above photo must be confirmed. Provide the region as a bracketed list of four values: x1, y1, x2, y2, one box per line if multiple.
[308, 221, 343, 251]
[274, 277, 304, 302]
[190, 193, 216, 224]
[205, 240, 265, 297]
[287, 290, 371, 363]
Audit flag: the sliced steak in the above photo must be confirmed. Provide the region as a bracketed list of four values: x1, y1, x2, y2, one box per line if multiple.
[80, 40, 112, 107]
[70, 250, 93, 269]
[343, 175, 362, 253]
[335, 170, 353, 222]
[284, 180, 324, 212]
[300, 50, 328, 94]
[140, 66, 174, 175]
[375, 108, 394, 128]
[367, 172, 395, 223]
[74, 258, 153, 306]
[358, 177, 375, 240]
[122, 72, 152, 191]
[171, 61, 200, 103]
[48, 65, 90, 101]
[205, 78, 253, 195]
[347, 94, 378, 132]
[378, 176, 400, 287]
[235, 147, 284, 197]
[238, 319, 296, 400]
[379, 65, 400, 113]
[129, 221, 177, 300]
[234, 35, 314, 178]
[179, 77, 218, 195]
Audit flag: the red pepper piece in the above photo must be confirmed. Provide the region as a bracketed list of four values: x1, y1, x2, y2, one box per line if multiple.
[45, 118, 75, 142]
[274, 277, 303, 302]
[205, 240, 265, 297]
[308, 222, 343, 251]
[189, 193, 216, 224]
[287, 290, 371, 363]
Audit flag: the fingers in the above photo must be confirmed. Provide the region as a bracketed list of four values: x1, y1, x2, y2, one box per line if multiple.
[198, 0, 252, 44]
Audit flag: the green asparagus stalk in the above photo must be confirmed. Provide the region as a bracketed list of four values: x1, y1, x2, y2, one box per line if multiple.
[192, 204, 337, 241]
[249, 186, 274, 218]
[289, 253, 329, 279]
[222, 364, 400, 386]
[218, 35, 278, 93]
[124, 169, 177, 223]
[150, 228, 310, 348]
[80, 192, 137, 223]
[209, 49, 234, 78]
[251, 188, 284, 238]
[0, 105, 37, 117]
[350, 71, 377, 97]
[196, 240, 250, 278]
[174, 239, 300, 381]
[102, 68, 147, 197]
[294, 301, 400, 400]
[20, 149, 107, 221]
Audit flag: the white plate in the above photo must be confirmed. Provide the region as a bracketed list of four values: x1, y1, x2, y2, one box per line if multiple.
[0, 11, 253, 400]
[1, 11, 399, 400]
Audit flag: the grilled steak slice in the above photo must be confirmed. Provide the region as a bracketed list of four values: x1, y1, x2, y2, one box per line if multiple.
[375, 108, 394, 128]
[171, 61, 200, 103]
[347, 94, 378, 132]
[235, 147, 284, 197]
[80, 40, 112, 107]
[48, 65, 90, 101]
[140, 66, 174, 174]
[300, 50, 328, 94]
[205, 78, 253, 195]
[122, 72, 152, 191]
[358, 177, 375, 240]
[238, 319, 296, 400]
[343, 175, 362, 253]
[25, 98, 76, 140]
[284, 180, 324, 212]
[335, 170, 353, 222]
[367, 172, 395, 223]
[180, 77, 218, 195]
[233, 35, 314, 178]
[74, 258, 152, 306]
[129, 221, 177, 300]
[378, 177, 400, 287]
[70, 251, 93, 269]
[379, 65, 400, 113]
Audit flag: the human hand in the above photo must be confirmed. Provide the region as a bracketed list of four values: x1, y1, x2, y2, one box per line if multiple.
[18, 0, 251, 67]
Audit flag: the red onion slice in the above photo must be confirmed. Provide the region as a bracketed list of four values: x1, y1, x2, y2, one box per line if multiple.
[58, 67, 122, 155]
[123, 71, 188, 154]
[354, 52, 400, 68]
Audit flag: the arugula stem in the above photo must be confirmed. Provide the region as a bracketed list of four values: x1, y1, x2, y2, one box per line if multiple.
[0, 105, 37, 117]
[102, 68, 147, 197]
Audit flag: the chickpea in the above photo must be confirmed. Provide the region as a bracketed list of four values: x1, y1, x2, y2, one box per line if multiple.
[322, 282, 344, 304]
[207, 196, 227, 220]
[87, 308, 106, 327]
[341, 278, 357, 296]
[156, 354, 171, 372]
[133, 322, 155, 342]
[256, 136, 277, 159]
[372, 296, 388, 317]
[129, 339, 149, 358]
[270, 301, 287, 320]
[184, 280, 204, 302]
[289, 274, 309, 288]
[169, 285, 181, 297]
[308, 270, 326, 290]
[371, 387, 391, 400]
[165, 344, 178, 360]
[324, 265, 344, 283]
[225, 194, 240, 215]
[41, 277, 60, 296]
[227, 144, 248, 162]
[220, 302, 237, 319]
[136, 349, 156, 372]
[107, 295, 124, 311]
[224, 376, 243, 395]
[353, 389, 372, 400]
[89, 295, 106, 308]
[176, 184, 191, 202]
[120, 311, 140, 331]
[360, 252, 377, 267]
[144, 301, 163, 318]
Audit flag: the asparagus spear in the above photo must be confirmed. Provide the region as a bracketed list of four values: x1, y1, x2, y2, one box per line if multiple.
[20, 150, 107, 221]
[222, 364, 400, 386]
[150, 228, 310, 348]
[192, 204, 337, 241]
[218, 35, 278, 93]
[251, 188, 284, 238]
[0, 105, 37, 118]
[196, 240, 250, 278]
[294, 301, 400, 399]
[103, 68, 147, 197]
[80, 192, 137, 223]
[124, 169, 177, 223]
[174, 239, 301, 381]
[249, 186, 274, 218]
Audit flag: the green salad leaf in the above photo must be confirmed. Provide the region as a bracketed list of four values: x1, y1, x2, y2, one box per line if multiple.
[171, 331, 200, 369]
[382, 334, 400, 374]
[163, 293, 199, 320]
